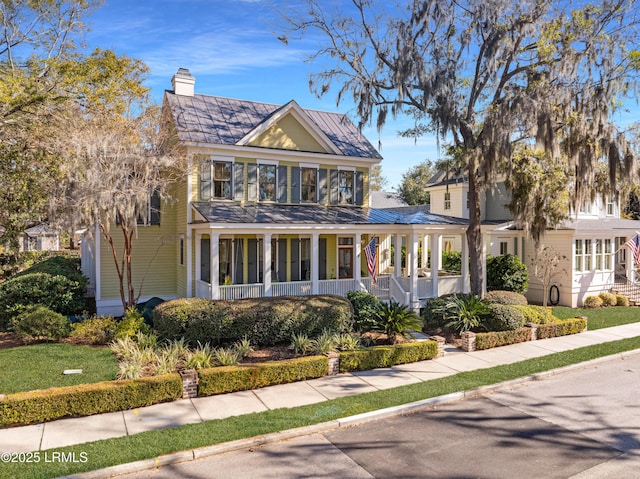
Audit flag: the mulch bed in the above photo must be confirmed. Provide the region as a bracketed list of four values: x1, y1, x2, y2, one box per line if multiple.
[0, 332, 25, 350]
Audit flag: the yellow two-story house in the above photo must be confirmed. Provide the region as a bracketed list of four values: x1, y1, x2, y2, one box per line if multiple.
[83, 69, 473, 316]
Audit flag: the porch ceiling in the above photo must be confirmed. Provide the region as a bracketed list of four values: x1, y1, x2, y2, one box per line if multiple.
[191, 201, 470, 226]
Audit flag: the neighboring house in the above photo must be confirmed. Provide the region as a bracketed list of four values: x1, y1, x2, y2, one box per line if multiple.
[82, 68, 477, 316]
[425, 172, 640, 307]
[18, 224, 60, 252]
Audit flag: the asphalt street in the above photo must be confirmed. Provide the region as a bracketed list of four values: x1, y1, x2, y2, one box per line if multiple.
[118, 354, 640, 479]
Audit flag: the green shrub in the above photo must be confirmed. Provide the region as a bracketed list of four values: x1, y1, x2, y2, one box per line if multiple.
[0, 272, 87, 331]
[515, 305, 556, 324]
[389, 341, 438, 365]
[346, 290, 382, 332]
[598, 292, 617, 307]
[442, 250, 462, 272]
[483, 303, 526, 331]
[475, 328, 532, 350]
[583, 295, 603, 309]
[153, 296, 353, 347]
[486, 254, 528, 293]
[440, 294, 489, 334]
[14, 255, 85, 284]
[197, 356, 328, 396]
[115, 307, 151, 339]
[483, 290, 528, 305]
[339, 341, 438, 372]
[537, 318, 587, 339]
[68, 315, 117, 345]
[616, 294, 630, 307]
[11, 305, 71, 342]
[422, 295, 452, 329]
[377, 300, 422, 344]
[0, 374, 182, 427]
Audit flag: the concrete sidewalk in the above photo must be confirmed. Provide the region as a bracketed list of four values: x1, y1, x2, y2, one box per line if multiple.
[2, 322, 640, 454]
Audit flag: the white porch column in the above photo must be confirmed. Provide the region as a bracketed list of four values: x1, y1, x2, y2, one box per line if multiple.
[210, 233, 219, 300]
[437, 235, 444, 270]
[431, 233, 441, 298]
[195, 232, 202, 296]
[311, 233, 319, 294]
[186, 227, 193, 298]
[263, 233, 272, 297]
[409, 232, 419, 306]
[461, 232, 470, 293]
[355, 233, 362, 284]
[394, 234, 401, 277]
[422, 234, 429, 269]
[481, 232, 487, 295]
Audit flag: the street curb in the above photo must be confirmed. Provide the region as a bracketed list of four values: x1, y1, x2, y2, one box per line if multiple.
[59, 347, 640, 479]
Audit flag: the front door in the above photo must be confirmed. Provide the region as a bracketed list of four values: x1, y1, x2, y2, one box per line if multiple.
[338, 237, 354, 279]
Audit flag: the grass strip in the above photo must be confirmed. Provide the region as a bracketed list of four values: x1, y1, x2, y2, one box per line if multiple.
[3, 336, 639, 479]
[552, 306, 640, 329]
[0, 344, 117, 395]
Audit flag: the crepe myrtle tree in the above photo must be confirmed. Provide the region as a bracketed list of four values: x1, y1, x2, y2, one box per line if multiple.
[280, 0, 640, 295]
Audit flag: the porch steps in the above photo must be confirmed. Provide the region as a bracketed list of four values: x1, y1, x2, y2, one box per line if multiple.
[610, 280, 640, 306]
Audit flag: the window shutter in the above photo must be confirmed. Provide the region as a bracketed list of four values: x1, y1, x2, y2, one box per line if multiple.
[234, 163, 245, 201]
[318, 169, 328, 204]
[247, 164, 258, 202]
[234, 239, 244, 284]
[248, 238, 258, 283]
[200, 162, 212, 200]
[150, 189, 161, 225]
[319, 238, 327, 280]
[330, 170, 339, 205]
[290, 239, 300, 281]
[277, 239, 287, 281]
[277, 165, 288, 203]
[355, 171, 364, 206]
[291, 166, 300, 203]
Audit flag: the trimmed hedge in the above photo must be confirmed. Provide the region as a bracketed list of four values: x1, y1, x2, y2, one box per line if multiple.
[515, 305, 556, 324]
[0, 374, 182, 427]
[537, 317, 587, 339]
[11, 305, 71, 341]
[339, 340, 439, 372]
[198, 355, 328, 396]
[475, 328, 532, 350]
[483, 303, 526, 331]
[154, 295, 354, 347]
[483, 290, 528, 305]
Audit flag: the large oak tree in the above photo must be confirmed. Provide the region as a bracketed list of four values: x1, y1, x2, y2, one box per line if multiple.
[282, 0, 640, 295]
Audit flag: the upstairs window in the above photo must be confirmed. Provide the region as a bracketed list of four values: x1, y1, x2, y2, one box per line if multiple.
[137, 188, 161, 226]
[444, 191, 451, 210]
[339, 170, 354, 204]
[574, 239, 583, 271]
[301, 167, 317, 203]
[258, 164, 276, 201]
[200, 158, 232, 200]
[606, 197, 615, 216]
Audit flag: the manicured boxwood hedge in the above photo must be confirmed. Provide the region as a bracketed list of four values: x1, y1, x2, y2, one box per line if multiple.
[339, 340, 439, 372]
[153, 295, 354, 347]
[475, 327, 532, 350]
[197, 356, 329, 396]
[0, 374, 182, 427]
[537, 317, 587, 339]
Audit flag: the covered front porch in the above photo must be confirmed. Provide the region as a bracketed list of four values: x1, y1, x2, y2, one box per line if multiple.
[190, 228, 472, 308]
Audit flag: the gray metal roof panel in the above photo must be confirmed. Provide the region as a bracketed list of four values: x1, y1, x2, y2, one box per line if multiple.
[165, 91, 382, 159]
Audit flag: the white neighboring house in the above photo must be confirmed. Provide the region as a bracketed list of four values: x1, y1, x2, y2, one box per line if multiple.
[18, 224, 60, 252]
[425, 172, 640, 307]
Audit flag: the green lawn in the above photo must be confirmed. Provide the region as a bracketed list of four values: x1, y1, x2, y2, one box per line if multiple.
[0, 343, 118, 394]
[552, 305, 640, 330]
[2, 335, 639, 479]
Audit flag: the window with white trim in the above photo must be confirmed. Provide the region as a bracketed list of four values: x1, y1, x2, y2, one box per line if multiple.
[606, 197, 615, 216]
[200, 158, 233, 200]
[258, 164, 276, 201]
[575, 239, 583, 271]
[301, 167, 317, 203]
[595, 239, 603, 270]
[604, 239, 612, 269]
[444, 191, 451, 210]
[499, 241, 508, 255]
[584, 239, 592, 270]
[339, 170, 354, 204]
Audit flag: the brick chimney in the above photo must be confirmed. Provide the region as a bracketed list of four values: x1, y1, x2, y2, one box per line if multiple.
[172, 68, 195, 96]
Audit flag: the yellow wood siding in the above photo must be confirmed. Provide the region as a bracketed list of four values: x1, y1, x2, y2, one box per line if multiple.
[99, 200, 178, 301]
[249, 114, 327, 153]
[175, 180, 188, 297]
[323, 235, 337, 279]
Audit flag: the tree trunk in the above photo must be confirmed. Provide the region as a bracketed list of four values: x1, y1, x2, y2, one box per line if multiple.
[467, 158, 483, 296]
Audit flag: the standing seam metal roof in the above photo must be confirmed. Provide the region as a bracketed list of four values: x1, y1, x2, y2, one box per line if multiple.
[165, 91, 382, 159]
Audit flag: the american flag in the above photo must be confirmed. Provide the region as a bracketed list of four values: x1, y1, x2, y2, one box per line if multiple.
[364, 236, 378, 283]
[625, 234, 640, 265]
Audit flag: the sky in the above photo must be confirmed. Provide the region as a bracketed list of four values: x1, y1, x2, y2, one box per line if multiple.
[81, 0, 437, 189]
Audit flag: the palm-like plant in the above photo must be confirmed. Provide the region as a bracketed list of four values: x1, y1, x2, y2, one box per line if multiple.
[442, 294, 489, 334]
[377, 301, 422, 344]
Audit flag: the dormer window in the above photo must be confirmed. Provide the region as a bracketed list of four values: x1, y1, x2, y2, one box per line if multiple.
[606, 197, 615, 216]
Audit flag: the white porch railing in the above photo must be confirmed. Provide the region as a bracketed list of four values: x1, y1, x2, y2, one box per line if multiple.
[319, 278, 358, 296]
[438, 275, 464, 296]
[417, 278, 433, 298]
[219, 283, 265, 300]
[272, 281, 312, 297]
[390, 276, 411, 305]
[360, 276, 390, 299]
[195, 279, 212, 299]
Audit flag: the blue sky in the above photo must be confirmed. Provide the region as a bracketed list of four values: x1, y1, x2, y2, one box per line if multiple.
[82, 0, 436, 188]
